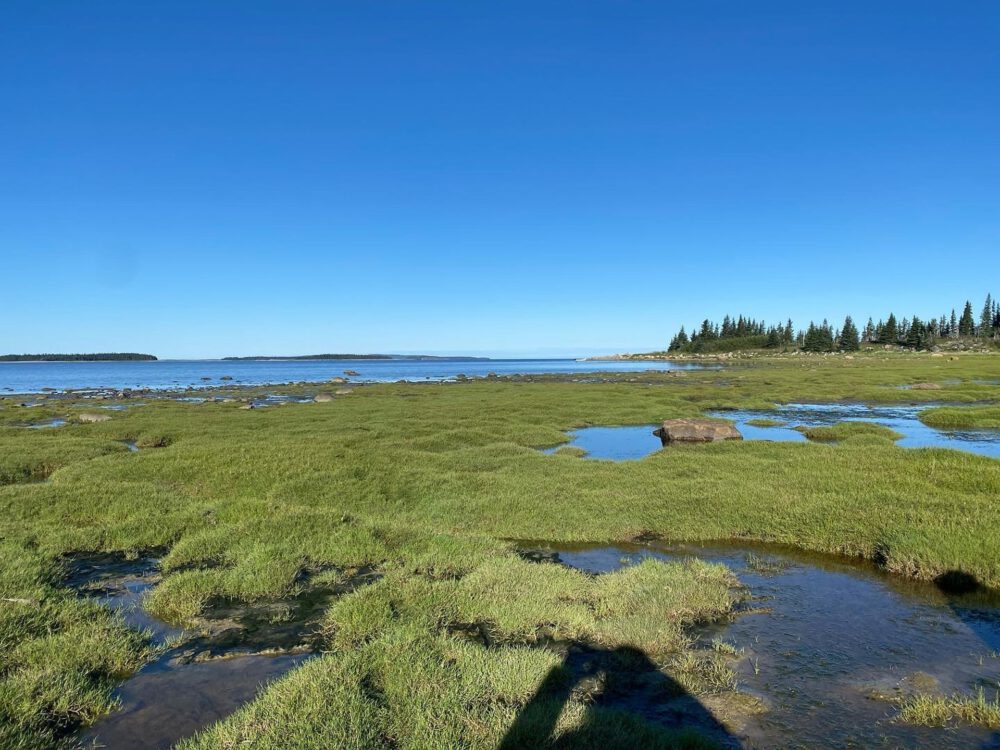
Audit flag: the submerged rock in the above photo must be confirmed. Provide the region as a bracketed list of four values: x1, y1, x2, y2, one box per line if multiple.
[654, 418, 742, 444]
[343, 369, 360, 377]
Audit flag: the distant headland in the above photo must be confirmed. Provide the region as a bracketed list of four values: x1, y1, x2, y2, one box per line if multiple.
[222, 354, 490, 361]
[0, 353, 157, 362]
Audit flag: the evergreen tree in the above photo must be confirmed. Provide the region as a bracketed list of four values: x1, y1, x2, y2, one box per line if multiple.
[765, 327, 782, 348]
[959, 301, 975, 336]
[883, 314, 898, 344]
[950, 309, 958, 338]
[802, 322, 819, 352]
[981, 294, 993, 336]
[839, 316, 860, 351]
[905, 316, 926, 349]
[863, 318, 875, 343]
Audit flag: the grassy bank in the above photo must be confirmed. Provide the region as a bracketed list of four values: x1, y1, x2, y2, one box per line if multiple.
[0, 353, 997, 746]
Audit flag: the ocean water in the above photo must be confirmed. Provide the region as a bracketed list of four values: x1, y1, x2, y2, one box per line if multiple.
[0, 358, 708, 394]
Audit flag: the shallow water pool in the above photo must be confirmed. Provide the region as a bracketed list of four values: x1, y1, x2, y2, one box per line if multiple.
[540, 540, 1000, 749]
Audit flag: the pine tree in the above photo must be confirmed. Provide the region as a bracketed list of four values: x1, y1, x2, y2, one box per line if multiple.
[959, 301, 975, 336]
[981, 294, 993, 337]
[765, 327, 782, 348]
[950, 309, 958, 338]
[820, 320, 835, 351]
[802, 322, 819, 352]
[883, 314, 898, 344]
[839, 316, 860, 351]
[905, 316, 925, 349]
[863, 318, 875, 343]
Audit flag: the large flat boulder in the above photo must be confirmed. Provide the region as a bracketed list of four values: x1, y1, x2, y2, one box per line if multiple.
[654, 418, 741, 444]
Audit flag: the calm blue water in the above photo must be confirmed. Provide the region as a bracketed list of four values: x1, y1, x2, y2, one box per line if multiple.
[0, 358, 707, 394]
[545, 403, 1000, 460]
[709, 403, 1000, 459]
[544, 425, 660, 460]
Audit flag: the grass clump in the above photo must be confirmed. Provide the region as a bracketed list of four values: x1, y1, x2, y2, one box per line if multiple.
[920, 406, 1000, 430]
[744, 418, 786, 428]
[553, 445, 588, 458]
[179, 628, 718, 750]
[0, 542, 151, 748]
[897, 688, 1000, 728]
[795, 421, 903, 443]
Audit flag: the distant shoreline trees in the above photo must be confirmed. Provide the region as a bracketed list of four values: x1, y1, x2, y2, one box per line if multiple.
[0, 353, 157, 362]
[666, 293, 998, 353]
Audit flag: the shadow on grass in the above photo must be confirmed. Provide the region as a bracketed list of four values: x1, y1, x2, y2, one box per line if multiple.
[499, 644, 736, 749]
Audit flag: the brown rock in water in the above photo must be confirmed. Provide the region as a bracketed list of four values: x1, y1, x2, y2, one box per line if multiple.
[77, 412, 111, 423]
[343, 370, 360, 377]
[653, 418, 741, 445]
[910, 383, 942, 390]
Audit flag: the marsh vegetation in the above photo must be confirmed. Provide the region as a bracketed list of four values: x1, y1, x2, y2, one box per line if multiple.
[0, 353, 998, 748]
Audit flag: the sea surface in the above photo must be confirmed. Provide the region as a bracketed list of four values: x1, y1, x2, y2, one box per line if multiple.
[0, 358, 706, 394]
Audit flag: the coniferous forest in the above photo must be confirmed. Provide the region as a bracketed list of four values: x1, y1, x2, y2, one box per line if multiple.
[667, 294, 1000, 353]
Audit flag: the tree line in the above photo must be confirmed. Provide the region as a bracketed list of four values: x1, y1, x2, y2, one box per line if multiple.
[667, 293, 999, 353]
[0, 353, 157, 362]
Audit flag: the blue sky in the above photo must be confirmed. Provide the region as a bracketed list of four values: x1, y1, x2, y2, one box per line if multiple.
[2, 1, 997, 358]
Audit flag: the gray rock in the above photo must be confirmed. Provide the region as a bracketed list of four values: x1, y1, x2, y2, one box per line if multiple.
[314, 393, 334, 402]
[653, 418, 742, 444]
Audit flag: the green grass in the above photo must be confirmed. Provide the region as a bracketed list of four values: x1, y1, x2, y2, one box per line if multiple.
[0, 353, 998, 746]
[897, 688, 1000, 728]
[920, 405, 1000, 429]
[794, 421, 904, 443]
[743, 418, 786, 427]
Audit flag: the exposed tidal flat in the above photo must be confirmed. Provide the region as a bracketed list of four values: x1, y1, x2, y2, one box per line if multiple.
[1, 354, 999, 748]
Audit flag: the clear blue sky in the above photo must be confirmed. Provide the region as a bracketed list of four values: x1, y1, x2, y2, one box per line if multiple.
[2, 1, 997, 358]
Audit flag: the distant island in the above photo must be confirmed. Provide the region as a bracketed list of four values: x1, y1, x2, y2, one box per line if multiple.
[0, 353, 157, 362]
[223, 354, 490, 361]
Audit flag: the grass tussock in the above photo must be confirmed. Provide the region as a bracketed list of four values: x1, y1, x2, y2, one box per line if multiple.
[919, 405, 1000, 430]
[743, 418, 786, 427]
[897, 688, 1000, 728]
[795, 421, 903, 443]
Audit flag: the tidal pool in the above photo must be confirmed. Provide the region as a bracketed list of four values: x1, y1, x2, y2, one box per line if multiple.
[26, 418, 66, 429]
[66, 554, 314, 750]
[710, 403, 1000, 458]
[543, 425, 660, 460]
[543, 403, 1000, 461]
[535, 541, 1000, 749]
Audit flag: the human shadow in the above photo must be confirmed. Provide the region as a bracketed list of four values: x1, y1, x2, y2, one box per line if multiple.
[499, 644, 737, 749]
